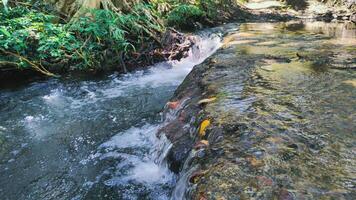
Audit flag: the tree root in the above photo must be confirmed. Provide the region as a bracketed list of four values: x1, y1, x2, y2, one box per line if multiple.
[0, 49, 58, 77]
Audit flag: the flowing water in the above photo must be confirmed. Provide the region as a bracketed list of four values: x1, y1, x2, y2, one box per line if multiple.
[0, 30, 222, 199]
[0, 21, 355, 200]
[175, 21, 355, 199]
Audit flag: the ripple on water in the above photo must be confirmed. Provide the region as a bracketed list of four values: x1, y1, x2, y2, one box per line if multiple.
[192, 21, 356, 199]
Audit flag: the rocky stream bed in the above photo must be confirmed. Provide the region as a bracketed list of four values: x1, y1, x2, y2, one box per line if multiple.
[161, 21, 355, 199]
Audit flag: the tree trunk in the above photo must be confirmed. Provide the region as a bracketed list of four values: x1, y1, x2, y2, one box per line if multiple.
[46, 0, 142, 18]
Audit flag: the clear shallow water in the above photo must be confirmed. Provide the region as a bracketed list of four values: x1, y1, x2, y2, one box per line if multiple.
[0, 31, 221, 200]
[195, 21, 356, 199]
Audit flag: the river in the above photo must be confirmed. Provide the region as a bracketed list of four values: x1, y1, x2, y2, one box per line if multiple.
[0, 21, 355, 200]
[0, 28, 222, 199]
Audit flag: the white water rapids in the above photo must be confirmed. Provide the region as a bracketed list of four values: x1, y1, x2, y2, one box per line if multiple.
[0, 30, 222, 200]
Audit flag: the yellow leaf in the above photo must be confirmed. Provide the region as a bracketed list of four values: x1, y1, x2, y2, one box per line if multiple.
[198, 97, 217, 105]
[247, 157, 264, 167]
[194, 140, 209, 149]
[200, 140, 209, 146]
[199, 119, 210, 137]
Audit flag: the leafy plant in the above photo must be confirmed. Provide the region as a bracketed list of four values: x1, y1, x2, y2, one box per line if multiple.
[0, 3, 166, 75]
[0, 0, 240, 77]
[167, 4, 205, 28]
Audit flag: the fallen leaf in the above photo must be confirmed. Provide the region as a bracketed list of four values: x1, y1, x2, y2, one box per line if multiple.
[198, 97, 217, 105]
[189, 170, 207, 183]
[200, 140, 209, 146]
[167, 101, 179, 109]
[247, 156, 264, 167]
[194, 140, 209, 149]
[198, 192, 207, 200]
[199, 119, 211, 137]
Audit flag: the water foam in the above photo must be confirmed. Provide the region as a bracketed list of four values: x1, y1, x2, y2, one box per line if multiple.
[95, 34, 222, 100]
[98, 124, 174, 185]
[78, 33, 222, 199]
[41, 34, 221, 110]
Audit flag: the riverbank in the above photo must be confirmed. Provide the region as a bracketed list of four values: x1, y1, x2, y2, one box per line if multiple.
[0, 1, 196, 80]
[160, 21, 355, 199]
[1, 0, 355, 84]
[0, 0, 250, 82]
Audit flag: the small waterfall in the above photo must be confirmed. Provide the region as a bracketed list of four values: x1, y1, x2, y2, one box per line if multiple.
[80, 32, 223, 199]
[154, 32, 223, 199]
[154, 134, 173, 166]
[170, 152, 200, 200]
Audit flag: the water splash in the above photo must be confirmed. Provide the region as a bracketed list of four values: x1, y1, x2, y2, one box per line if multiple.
[95, 34, 222, 100]
[39, 34, 222, 110]
[84, 123, 175, 199]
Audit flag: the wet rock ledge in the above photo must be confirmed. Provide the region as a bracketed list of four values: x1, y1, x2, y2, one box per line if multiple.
[159, 21, 356, 199]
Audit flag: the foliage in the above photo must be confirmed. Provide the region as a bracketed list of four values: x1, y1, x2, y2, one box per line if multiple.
[0, 0, 241, 76]
[0, 6, 73, 75]
[0, 3, 166, 74]
[161, 0, 241, 28]
[166, 4, 205, 28]
[198, 0, 242, 18]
